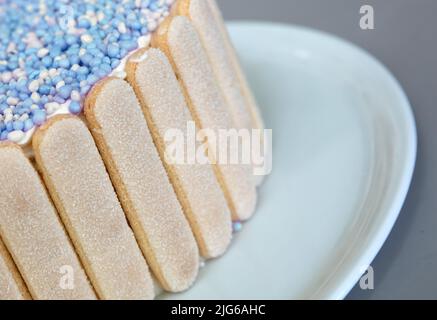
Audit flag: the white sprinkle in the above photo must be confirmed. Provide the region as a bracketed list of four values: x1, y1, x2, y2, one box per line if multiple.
[26, 32, 42, 48]
[13, 69, 25, 79]
[30, 104, 39, 110]
[31, 92, 40, 103]
[112, 70, 127, 79]
[97, 11, 105, 22]
[147, 21, 158, 32]
[118, 22, 127, 34]
[81, 34, 93, 44]
[4, 112, 13, 123]
[6, 43, 16, 54]
[39, 1, 47, 15]
[6, 97, 19, 106]
[71, 90, 81, 101]
[49, 68, 58, 77]
[138, 35, 151, 48]
[71, 64, 80, 71]
[39, 70, 49, 80]
[28, 80, 40, 92]
[1, 72, 12, 83]
[19, 114, 29, 121]
[7, 130, 24, 143]
[56, 81, 65, 90]
[67, 19, 76, 29]
[45, 102, 59, 115]
[37, 48, 49, 58]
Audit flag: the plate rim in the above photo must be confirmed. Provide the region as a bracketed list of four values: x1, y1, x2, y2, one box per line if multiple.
[226, 21, 418, 299]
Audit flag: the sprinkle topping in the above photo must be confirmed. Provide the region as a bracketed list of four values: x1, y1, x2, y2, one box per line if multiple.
[0, 0, 174, 144]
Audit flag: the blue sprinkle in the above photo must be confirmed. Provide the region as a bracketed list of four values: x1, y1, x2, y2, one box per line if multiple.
[22, 98, 33, 108]
[111, 59, 120, 68]
[69, 55, 80, 65]
[107, 44, 119, 58]
[39, 96, 49, 105]
[80, 85, 91, 95]
[58, 59, 70, 69]
[54, 96, 66, 104]
[232, 221, 243, 233]
[42, 56, 53, 67]
[38, 85, 51, 95]
[32, 109, 47, 126]
[90, 58, 101, 67]
[12, 120, 24, 131]
[0, 104, 7, 113]
[23, 119, 34, 132]
[77, 66, 90, 75]
[64, 77, 74, 84]
[86, 74, 99, 85]
[58, 85, 72, 99]
[65, 34, 78, 45]
[69, 101, 82, 114]
[77, 17, 91, 29]
[52, 75, 63, 85]
[80, 53, 93, 66]
[0, 130, 8, 141]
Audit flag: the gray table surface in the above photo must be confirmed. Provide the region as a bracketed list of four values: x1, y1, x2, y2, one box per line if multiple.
[217, 0, 437, 299]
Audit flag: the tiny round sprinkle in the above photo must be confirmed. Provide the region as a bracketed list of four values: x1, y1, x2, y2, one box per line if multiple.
[7, 130, 25, 143]
[68, 101, 82, 114]
[31, 109, 46, 126]
[58, 85, 72, 99]
[12, 120, 24, 131]
[23, 119, 34, 132]
[232, 221, 243, 233]
[28, 80, 40, 92]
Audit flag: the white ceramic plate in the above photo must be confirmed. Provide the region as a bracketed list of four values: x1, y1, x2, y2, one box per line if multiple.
[162, 22, 417, 300]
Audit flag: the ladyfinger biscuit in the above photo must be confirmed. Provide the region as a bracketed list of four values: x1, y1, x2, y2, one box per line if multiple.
[126, 48, 232, 259]
[175, 0, 266, 187]
[205, 0, 265, 135]
[0, 143, 95, 300]
[84, 78, 199, 292]
[152, 16, 257, 221]
[0, 237, 31, 300]
[175, 0, 253, 131]
[33, 116, 155, 300]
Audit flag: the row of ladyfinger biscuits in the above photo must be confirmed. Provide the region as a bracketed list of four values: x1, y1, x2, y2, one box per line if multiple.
[0, 0, 264, 300]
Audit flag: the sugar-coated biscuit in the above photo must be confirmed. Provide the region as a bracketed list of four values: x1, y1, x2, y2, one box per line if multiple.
[84, 77, 199, 292]
[126, 47, 232, 259]
[0, 143, 96, 300]
[176, 0, 253, 131]
[204, 0, 266, 186]
[33, 115, 155, 300]
[152, 16, 257, 221]
[0, 237, 31, 300]
[205, 0, 265, 136]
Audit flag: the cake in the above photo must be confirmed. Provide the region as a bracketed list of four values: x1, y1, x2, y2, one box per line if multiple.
[0, 0, 265, 300]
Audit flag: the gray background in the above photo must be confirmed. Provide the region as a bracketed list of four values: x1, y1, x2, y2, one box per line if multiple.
[217, 0, 437, 299]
